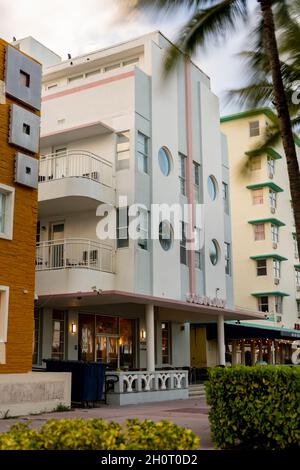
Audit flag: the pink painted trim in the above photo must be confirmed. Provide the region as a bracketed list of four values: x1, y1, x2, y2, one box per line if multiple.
[42, 71, 135, 102]
[184, 60, 196, 295]
[36, 289, 262, 319]
[40, 120, 114, 140]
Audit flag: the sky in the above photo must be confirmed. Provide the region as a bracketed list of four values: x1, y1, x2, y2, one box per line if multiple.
[0, 0, 258, 114]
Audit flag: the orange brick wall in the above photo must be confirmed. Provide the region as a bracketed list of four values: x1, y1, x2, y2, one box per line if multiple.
[0, 39, 39, 373]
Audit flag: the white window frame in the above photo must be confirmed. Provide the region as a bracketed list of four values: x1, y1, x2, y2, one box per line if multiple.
[273, 259, 281, 279]
[0, 183, 15, 240]
[137, 207, 149, 251]
[137, 132, 149, 174]
[249, 120, 260, 137]
[252, 188, 264, 205]
[256, 259, 267, 276]
[295, 269, 300, 286]
[251, 156, 261, 171]
[225, 242, 231, 275]
[293, 234, 299, 259]
[193, 162, 201, 203]
[271, 224, 279, 243]
[179, 153, 186, 196]
[258, 296, 269, 312]
[267, 157, 275, 177]
[254, 223, 265, 241]
[116, 131, 130, 170]
[0, 286, 9, 364]
[269, 189, 277, 210]
[275, 296, 283, 314]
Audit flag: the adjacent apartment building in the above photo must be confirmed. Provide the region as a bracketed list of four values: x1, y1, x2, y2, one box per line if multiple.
[13, 33, 262, 403]
[221, 109, 300, 366]
[0, 38, 41, 372]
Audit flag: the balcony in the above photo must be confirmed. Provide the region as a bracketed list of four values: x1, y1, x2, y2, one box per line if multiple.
[38, 150, 115, 216]
[35, 238, 115, 296]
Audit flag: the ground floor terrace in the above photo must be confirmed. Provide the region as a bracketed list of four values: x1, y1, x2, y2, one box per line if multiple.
[33, 290, 262, 404]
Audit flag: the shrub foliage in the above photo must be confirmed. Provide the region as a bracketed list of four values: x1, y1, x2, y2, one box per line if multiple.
[205, 365, 300, 449]
[0, 418, 199, 450]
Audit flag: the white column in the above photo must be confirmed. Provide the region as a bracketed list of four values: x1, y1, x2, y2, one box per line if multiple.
[217, 314, 226, 366]
[145, 304, 155, 372]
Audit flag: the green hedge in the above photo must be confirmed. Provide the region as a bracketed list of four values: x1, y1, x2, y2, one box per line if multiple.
[205, 365, 300, 449]
[0, 418, 199, 450]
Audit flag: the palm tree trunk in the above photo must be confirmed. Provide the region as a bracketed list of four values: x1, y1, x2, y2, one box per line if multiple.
[258, 0, 300, 255]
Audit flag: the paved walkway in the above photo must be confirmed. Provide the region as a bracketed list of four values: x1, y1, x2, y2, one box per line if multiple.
[0, 397, 213, 449]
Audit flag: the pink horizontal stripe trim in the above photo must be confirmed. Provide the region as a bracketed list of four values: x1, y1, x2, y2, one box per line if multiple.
[42, 70, 135, 102]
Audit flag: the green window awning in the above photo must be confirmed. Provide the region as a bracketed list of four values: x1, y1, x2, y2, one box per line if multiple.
[250, 254, 288, 262]
[248, 218, 285, 227]
[251, 291, 290, 297]
[246, 182, 283, 193]
[245, 147, 282, 160]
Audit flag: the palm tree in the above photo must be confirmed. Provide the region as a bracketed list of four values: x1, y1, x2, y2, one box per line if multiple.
[125, 0, 300, 254]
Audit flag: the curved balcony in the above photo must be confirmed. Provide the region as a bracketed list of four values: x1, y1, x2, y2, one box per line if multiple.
[35, 238, 115, 296]
[38, 150, 115, 216]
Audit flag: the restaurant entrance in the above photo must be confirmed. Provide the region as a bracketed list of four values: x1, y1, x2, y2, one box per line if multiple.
[78, 314, 135, 369]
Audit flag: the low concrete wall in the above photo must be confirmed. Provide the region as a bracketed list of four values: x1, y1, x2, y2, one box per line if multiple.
[0, 372, 71, 418]
[106, 388, 189, 406]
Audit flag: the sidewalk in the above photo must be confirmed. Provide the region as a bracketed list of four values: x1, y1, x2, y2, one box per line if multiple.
[0, 396, 214, 449]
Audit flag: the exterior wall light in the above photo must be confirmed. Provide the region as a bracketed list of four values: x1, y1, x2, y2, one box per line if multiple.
[140, 328, 146, 342]
[71, 323, 77, 334]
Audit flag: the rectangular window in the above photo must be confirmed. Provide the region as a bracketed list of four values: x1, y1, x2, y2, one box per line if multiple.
[222, 182, 229, 212]
[85, 69, 101, 78]
[252, 188, 264, 205]
[137, 132, 148, 174]
[104, 63, 120, 72]
[297, 300, 300, 318]
[254, 223, 265, 241]
[20, 70, 30, 88]
[193, 162, 201, 203]
[267, 157, 275, 177]
[293, 234, 299, 259]
[179, 153, 186, 196]
[161, 322, 171, 364]
[180, 222, 187, 265]
[295, 269, 300, 286]
[0, 185, 15, 240]
[137, 208, 149, 251]
[256, 259, 267, 276]
[258, 296, 269, 313]
[123, 57, 139, 66]
[51, 310, 65, 359]
[195, 227, 201, 270]
[23, 123, 31, 135]
[249, 120, 260, 137]
[273, 259, 281, 279]
[117, 207, 129, 248]
[116, 131, 130, 170]
[68, 74, 84, 83]
[225, 242, 231, 275]
[269, 190, 277, 210]
[271, 224, 279, 243]
[251, 156, 261, 170]
[275, 296, 282, 314]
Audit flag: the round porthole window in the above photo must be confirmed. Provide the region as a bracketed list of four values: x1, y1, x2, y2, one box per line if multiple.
[207, 175, 218, 201]
[209, 239, 219, 265]
[158, 147, 171, 176]
[159, 221, 173, 251]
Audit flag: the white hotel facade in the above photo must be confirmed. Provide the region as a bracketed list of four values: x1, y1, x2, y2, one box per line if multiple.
[15, 33, 261, 403]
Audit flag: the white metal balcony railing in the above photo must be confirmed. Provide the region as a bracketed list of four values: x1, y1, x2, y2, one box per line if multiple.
[39, 150, 113, 187]
[36, 238, 114, 273]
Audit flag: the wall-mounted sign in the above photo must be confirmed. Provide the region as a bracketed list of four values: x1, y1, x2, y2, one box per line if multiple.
[186, 293, 226, 309]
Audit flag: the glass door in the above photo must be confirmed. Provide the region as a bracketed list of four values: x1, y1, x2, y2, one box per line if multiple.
[96, 335, 118, 368]
[50, 222, 64, 268]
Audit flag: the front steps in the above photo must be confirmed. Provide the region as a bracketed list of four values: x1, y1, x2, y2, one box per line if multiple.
[188, 383, 206, 398]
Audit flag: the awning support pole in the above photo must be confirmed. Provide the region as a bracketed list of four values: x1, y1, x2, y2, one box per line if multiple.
[217, 314, 226, 366]
[146, 304, 155, 372]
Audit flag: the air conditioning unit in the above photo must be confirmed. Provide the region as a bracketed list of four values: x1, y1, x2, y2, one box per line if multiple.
[297, 285, 300, 292]
[276, 315, 282, 323]
[273, 242, 278, 249]
[274, 278, 280, 285]
[271, 207, 276, 214]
